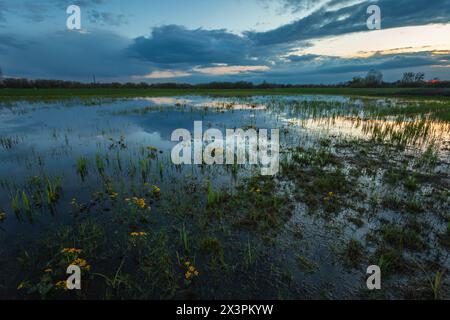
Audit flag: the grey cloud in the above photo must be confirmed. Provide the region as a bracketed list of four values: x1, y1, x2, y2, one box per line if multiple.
[0, 30, 147, 79]
[1, 0, 449, 83]
[279, 0, 330, 12]
[128, 25, 257, 67]
[88, 9, 129, 27]
[282, 51, 447, 76]
[248, 0, 450, 45]
[287, 54, 320, 62]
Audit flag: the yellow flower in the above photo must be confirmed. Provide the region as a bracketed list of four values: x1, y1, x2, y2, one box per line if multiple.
[71, 258, 91, 270]
[130, 231, 148, 237]
[136, 198, 146, 209]
[17, 282, 26, 290]
[55, 280, 68, 291]
[61, 248, 82, 254]
[109, 192, 118, 199]
[324, 192, 334, 201]
[183, 261, 199, 280]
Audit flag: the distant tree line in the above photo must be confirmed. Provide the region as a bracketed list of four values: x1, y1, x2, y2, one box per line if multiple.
[0, 78, 341, 89]
[347, 70, 447, 88]
[0, 70, 448, 89]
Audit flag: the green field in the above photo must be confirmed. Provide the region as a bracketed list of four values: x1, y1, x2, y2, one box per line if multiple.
[1, 87, 450, 101]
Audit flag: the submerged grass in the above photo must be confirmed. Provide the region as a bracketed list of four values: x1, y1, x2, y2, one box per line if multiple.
[1, 93, 449, 299]
[76, 156, 89, 180]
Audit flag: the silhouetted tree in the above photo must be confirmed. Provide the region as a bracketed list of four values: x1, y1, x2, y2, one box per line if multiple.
[402, 72, 416, 84]
[347, 77, 366, 87]
[414, 72, 425, 83]
[365, 69, 383, 86]
[400, 72, 426, 86]
[0, 74, 448, 89]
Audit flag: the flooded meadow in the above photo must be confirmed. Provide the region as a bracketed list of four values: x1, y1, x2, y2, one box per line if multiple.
[0, 95, 449, 299]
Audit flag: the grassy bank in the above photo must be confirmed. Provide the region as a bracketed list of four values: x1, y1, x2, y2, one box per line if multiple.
[1, 87, 450, 101]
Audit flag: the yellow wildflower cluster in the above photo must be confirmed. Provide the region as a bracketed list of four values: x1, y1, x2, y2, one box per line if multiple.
[125, 197, 148, 209]
[184, 261, 199, 280]
[55, 280, 68, 291]
[61, 248, 82, 254]
[324, 192, 334, 202]
[70, 258, 91, 271]
[109, 191, 119, 199]
[130, 231, 148, 237]
[147, 146, 158, 153]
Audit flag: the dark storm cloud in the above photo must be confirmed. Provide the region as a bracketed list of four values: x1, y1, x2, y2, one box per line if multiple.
[128, 25, 257, 67]
[248, 0, 450, 45]
[2, 27, 445, 81]
[311, 52, 443, 74]
[0, 0, 449, 82]
[0, 31, 147, 79]
[125, 0, 450, 73]
[287, 54, 320, 62]
[239, 51, 449, 84]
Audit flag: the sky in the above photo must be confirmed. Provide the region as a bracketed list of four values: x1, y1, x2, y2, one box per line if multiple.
[0, 0, 449, 84]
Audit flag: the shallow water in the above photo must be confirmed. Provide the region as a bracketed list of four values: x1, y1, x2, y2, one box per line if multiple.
[0, 95, 449, 299]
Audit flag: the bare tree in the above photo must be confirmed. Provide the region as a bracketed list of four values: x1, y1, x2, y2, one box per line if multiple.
[414, 72, 425, 83]
[401, 72, 425, 85]
[402, 72, 415, 84]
